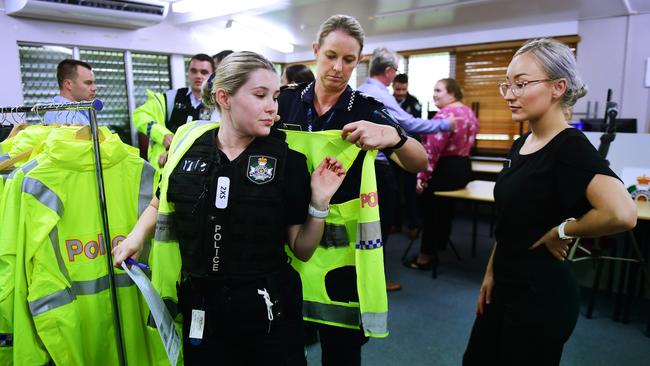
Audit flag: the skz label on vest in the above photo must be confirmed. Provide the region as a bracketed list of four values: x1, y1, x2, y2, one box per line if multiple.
[66, 234, 126, 262]
[360, 192, 379, 208]
[180, 158, 209, 174]
[215, 176, 230, 209]
[247, 155, 276, 184]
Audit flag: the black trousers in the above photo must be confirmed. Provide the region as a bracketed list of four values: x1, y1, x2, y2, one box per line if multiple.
[464, 258, 580, 366]
[315, 323, 368, 366]
[179, 265, 306, 366]
[375, 160, 399, 243]
[399, 168, 420, 230]
[418, 156, 471, 254]
[419, 192, 456, 254]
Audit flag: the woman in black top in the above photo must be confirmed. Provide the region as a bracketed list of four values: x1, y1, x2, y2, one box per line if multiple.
[463, 39, 637, 365]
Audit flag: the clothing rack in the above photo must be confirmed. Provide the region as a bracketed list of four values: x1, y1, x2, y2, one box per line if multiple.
[0, 99, 127, 366]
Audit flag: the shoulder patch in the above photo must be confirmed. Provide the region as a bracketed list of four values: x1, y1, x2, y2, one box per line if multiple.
[247, 155, 277, 184]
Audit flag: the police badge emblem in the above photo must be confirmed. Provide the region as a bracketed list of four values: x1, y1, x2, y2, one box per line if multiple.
[247, 155, 276, 184]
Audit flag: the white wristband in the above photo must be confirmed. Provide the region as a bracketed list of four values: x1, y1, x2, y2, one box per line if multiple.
[558, 218, 576, 240]
[308, 204, 329, 219]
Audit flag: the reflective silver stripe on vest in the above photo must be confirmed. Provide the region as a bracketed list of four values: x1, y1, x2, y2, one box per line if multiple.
[29, 274, 135, 317]
[303, 301, 360, 327]
[49, 227, 71, 282]
[320, 223, 349, 248]
[0, 153, 9, 163]
[22, 177, 64, 217]
[172, 120, 214, 155]
[138, 162, 155, 216]
[71, 273, 134, 295]
[19, 159, 39, 175]
[356, 221, 383, 249]
[154, 212, 177, 242]
[29, 287, 76, 316]
[164, 89, 177, 123]
[7, 159, 39, 179]
[361, 312, 388, 335]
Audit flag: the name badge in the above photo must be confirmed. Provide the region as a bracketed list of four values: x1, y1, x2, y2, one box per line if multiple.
[189, 309, 205, 344]
[215, 176, 230, 209]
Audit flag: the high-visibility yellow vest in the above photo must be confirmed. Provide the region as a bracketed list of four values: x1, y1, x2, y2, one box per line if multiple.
[0, 127, 167, 365]
[150, 121, 218, 309]
[282, 129, 388, 338]
[132, 90, 172, 169]
[151, 123, 389, 339]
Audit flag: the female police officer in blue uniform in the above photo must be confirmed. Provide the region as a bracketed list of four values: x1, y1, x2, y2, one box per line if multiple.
[113, 51, 347, 365]
[277, 15, 428, 366]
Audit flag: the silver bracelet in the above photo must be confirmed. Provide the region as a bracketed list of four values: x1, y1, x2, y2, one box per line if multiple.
[308, 204, 329, 219]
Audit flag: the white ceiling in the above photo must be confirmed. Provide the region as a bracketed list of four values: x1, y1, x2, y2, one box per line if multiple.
[168, 0, 650, 54]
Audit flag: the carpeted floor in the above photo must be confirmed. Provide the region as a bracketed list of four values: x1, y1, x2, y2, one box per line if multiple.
[306, 212, 650, 365]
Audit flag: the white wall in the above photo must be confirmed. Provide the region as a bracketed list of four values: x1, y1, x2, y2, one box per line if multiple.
[287, 21, 580, 62]
[575, 14, 650, 133]
[1, 4, 648, 133]
[0, 7, 284, 106]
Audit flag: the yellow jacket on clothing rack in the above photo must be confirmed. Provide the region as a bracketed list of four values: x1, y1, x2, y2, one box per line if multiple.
[0, 127, 166, 365]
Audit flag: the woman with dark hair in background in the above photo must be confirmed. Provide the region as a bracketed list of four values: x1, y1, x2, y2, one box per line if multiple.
[281, 64, 315, 85]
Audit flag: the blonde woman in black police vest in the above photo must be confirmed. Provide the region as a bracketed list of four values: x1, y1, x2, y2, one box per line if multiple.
[114, 51, 346, 365]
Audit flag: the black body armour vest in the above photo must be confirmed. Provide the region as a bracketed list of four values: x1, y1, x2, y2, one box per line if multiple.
[167, 87, 202, 134]
[167, 129, 288, 278]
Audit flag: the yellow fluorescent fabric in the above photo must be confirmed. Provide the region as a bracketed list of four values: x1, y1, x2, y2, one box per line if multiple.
[0, 127, 167, 365]
[132, 90, 172, 169]
[282, 129, 388, 338]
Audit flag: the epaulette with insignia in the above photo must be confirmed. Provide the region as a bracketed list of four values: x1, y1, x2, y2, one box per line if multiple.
[280, 83, 299, 91]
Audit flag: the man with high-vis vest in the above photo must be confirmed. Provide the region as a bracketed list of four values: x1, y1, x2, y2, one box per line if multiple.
[133, 53, 215, 169]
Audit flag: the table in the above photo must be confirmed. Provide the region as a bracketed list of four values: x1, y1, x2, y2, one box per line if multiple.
[471, 161, 503, 175]
[434, 180, 495, 258]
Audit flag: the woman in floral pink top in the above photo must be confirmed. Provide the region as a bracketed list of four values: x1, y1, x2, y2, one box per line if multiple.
[408, 78, 479, 273]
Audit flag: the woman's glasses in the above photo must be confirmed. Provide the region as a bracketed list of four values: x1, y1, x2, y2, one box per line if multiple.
[498, 79, 554, 97]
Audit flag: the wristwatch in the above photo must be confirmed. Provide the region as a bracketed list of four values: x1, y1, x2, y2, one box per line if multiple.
[558, 218, 576, 240]
[308, 204, 329, 219]
[389, 124, 408, 150]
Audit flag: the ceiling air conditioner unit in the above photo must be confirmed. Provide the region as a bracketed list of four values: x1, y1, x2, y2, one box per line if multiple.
[5, 0, 169, 30]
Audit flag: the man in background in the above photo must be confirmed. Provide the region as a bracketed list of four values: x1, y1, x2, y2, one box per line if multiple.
[133, 53, 214, 168]
[393, 73, 422, 119]
[44, 59, 96, 124]
[393, 73, 423, 240]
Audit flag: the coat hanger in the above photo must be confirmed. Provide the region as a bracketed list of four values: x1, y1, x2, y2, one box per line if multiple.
[0, 148, 33, 172]
[75, 125, 106, 142]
